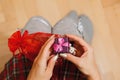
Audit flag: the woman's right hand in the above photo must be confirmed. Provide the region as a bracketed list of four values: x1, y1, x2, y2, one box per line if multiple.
[60, 34, 101, 80]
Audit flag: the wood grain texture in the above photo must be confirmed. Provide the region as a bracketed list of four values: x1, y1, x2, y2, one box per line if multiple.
[0, 0, 120, 80]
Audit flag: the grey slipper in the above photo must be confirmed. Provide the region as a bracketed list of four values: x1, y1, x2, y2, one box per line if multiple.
[52, 11, 82, 37]
[21, 16, 52, 34]
[78, 15, 93, 44]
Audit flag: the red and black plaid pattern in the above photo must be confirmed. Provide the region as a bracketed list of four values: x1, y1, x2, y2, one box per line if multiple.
[52, 58, 88, 80]
[0, 54, 88, 80]
[0, 54, 32, 80]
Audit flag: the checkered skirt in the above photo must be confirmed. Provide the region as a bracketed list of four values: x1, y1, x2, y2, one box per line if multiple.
[0, 54, 88, 80]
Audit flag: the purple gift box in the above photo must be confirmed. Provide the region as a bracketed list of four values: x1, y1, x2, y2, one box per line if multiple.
[53, 37, 70, 53]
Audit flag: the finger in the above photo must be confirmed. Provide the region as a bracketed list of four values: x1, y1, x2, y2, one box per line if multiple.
[81, 51, 88, 58]
[46, 55, 58, 73]
[48, 55, 55, 60]
[42, 35, 55, 50]
[37, 35, 55, 60]
[65, 34, 89, 49]
[60, 53, 79, 66]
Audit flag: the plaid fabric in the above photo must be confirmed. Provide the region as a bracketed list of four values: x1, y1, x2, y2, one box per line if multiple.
[0, 54, 88, 80]
[51, 58, 88, 80]
[0, 54, 32, 80]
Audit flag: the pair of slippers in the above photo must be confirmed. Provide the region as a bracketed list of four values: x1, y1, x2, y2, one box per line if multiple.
[21, 11, 93, 44]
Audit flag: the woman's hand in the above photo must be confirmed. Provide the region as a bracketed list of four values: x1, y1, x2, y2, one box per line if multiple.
[27, 35, 58, 80]
[60, 34, 101, 80]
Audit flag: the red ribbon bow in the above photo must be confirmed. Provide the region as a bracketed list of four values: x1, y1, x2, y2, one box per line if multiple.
[8, 30, 53, 61]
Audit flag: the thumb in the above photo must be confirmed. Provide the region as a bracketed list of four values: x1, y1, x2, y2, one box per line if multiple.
[60, 53, 79, 65]
[46, 55, 58, 73]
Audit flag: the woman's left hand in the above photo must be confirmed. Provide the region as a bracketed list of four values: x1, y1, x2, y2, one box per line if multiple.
[27, 35, 58, 80]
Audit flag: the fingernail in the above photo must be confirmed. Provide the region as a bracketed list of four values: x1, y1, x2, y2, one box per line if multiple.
[53, 54, 58, 61]
[60, 53, 67, 58]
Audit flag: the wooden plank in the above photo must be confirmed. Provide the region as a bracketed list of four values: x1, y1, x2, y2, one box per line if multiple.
[101, 0, 120, 7]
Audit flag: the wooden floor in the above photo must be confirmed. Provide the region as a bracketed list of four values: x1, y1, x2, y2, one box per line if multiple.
[0, 0, 120, 80]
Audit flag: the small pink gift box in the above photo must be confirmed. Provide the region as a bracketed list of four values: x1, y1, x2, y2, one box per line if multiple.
[53, 37, 70, 54]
